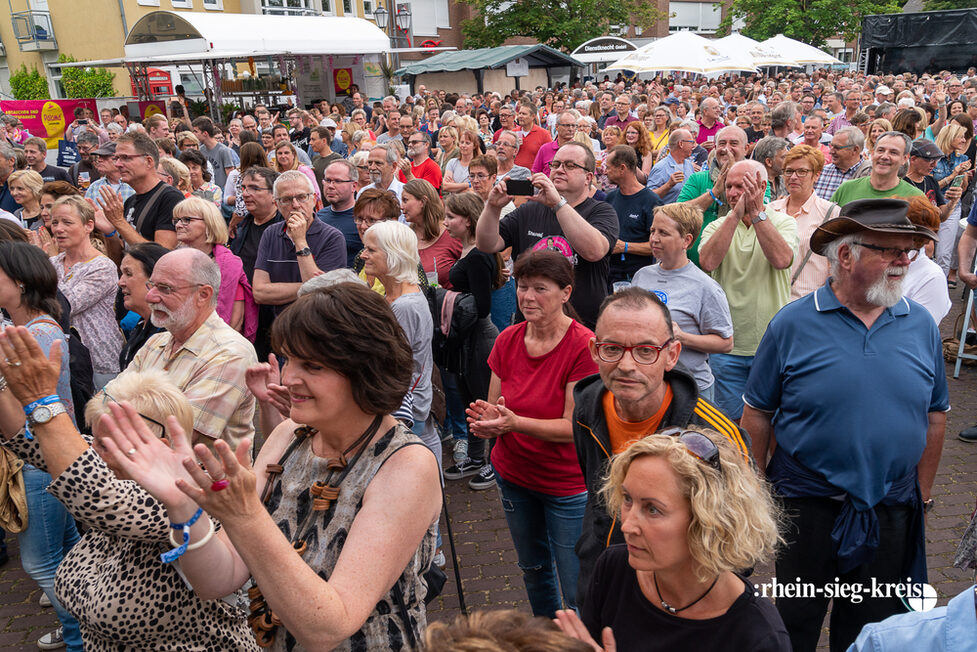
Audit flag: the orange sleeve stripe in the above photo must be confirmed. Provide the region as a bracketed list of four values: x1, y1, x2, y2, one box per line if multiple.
[694, 399, 750, 463]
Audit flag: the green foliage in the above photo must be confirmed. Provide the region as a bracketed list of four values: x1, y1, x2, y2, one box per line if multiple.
[460, 0, 667, 52]
[719, 0, 902, 47]
[922, 0, 977, 10]
[57, 55, 117, 98]
[9, 64, 49, 100]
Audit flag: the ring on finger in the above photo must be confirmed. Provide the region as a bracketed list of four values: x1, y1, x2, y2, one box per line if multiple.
[10, 360, 21, 367]
[126, 448, 137, 456]
[211, 479, 230, 492]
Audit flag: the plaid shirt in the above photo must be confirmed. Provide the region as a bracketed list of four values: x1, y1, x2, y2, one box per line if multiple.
[813, 160, 865, 201]
[127, 312, 257, 451]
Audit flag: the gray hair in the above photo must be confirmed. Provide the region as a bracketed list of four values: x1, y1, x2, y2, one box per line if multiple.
[298, 269, 367, 296]
[325, 158, 358, 181]
[876, 130, 912, 156]
[716, 125, 747, 145]
[373, 143, 400, 164]
[185, 249, 221, 308]
[752, 136, 790, 167]
[822, 233, 861, 276]
[771, 102, 798, 130]
[76, 131, 100, 147]
[497, 129, 522, 150]
[731, 159, 769, 186]
[106, 123, 124, 135]
[351, 130, 369, 146]
[0, 141, 15, 163]
[273, 169, 316, 197]
[835, 126, 865, 152]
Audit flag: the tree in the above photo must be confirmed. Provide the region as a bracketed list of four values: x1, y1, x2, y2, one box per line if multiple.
[57, 54, 117, 98]
[459, 0, 667, 53]
[9, 65, 49, 100]
[718, 0, 902, 48]
[922, 1, 977, 9]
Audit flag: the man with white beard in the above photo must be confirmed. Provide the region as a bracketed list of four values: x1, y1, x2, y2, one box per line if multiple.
[741, 198, 948, 652]
[121, 248, 258, 453]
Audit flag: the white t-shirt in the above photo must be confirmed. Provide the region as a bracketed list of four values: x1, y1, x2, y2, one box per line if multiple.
[903, 249, 951, 325]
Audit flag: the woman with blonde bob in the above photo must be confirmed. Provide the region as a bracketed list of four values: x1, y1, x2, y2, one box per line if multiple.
[172, 197, 256, 340]
[555, 428, 789, 651]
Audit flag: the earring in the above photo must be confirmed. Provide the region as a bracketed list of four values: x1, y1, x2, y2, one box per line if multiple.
[17, 283, 23, 293]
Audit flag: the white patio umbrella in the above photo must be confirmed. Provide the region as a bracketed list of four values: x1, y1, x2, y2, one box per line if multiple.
[604, 31, 758, 76]
[760, 34, 842, 66]
[715, 32, 800, 68]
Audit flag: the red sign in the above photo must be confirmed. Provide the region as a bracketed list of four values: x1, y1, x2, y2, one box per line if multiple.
[0, 99, 97, 150]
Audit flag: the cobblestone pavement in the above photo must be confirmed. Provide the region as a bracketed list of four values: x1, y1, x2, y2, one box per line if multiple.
[1, 293, 975, 650]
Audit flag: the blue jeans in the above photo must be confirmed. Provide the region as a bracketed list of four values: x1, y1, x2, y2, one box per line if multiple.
[441, 370, 468, 441]
[18, 466, 83, 652]
[709, 353, 755, 420]
[495, 470, 587, 618]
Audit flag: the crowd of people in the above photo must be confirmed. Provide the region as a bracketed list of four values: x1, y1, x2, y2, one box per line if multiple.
[0, 65, 973, 652]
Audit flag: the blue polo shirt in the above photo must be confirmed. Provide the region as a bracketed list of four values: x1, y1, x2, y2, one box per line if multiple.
[744, 281, 949, 510]
[645, 154, 695, 203]
[254, 216, 346, 315]
[848, 584, 977, 651]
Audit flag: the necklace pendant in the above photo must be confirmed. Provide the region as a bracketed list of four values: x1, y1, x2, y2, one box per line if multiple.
[661, 600, 677, 614]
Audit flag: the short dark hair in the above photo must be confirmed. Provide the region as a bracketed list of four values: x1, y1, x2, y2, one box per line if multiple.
[597, 287, 673, 338]
[178, 150, 211, 182]
[242, 166, 278, 192]
[0, 241, 61, 320]
[124, 242, 170, 278]
[512, 250, 580, 321]
[41, 181, 81, 200]
[608, 144, 638, 172]
[191, 116, 218, 137]
[270, 284, 413, 415]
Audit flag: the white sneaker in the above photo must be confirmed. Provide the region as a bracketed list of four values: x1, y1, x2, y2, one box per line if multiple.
[452, 438, 469, 464]
[433, 549, 446, 569]
[36, 627, 64, 650]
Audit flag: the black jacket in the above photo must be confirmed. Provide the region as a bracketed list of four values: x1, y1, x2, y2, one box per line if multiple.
[571, 366, 751, 606]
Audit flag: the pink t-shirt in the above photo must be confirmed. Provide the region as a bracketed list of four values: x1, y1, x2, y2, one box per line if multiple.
[696, 119, 725, 146]
[488, 320, 598, 496]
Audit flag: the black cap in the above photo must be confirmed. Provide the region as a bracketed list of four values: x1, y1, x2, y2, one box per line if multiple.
[910, 139, 943, 160]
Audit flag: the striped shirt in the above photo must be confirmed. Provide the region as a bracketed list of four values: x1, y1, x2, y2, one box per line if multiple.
[813, 160, 865, 201]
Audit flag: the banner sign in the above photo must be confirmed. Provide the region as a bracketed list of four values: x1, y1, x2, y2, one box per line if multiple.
[0, 99, 97, 150]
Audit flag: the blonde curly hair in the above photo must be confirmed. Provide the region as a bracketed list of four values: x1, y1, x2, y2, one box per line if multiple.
[600, 427, 783, 581]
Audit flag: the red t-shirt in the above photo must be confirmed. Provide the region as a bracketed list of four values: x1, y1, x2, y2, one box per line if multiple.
[418, 229, 462, 288]
[514, 125, 553, 170]
[488, 320, 598, 495]
[398, 157, 443, 192]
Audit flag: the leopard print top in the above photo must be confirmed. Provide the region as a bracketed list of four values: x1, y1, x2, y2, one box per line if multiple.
[4, 433, 258, 651]
[262, 423, 437, 652]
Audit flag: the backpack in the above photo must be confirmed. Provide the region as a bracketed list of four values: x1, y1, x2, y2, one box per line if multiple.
[422, 285, 479, 371]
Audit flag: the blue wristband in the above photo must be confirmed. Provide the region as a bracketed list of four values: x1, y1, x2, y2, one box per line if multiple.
[23, 395, 60, 440]
[104, 229, 118, 239]
[160, 507, 204, 563]
[708, 188, 723, 206]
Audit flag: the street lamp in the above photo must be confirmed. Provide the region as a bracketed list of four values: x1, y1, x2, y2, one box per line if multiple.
[395, 5, 411, 33]
[373, 5, 388, 30]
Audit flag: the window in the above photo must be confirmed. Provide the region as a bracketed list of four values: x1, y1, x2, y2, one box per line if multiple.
[321, 0, 332, 14]
[137, 0, 160, 5]
[668, 2, 721, 33]
[203, 0, 222, 9]
[170, 0, 193, 8]
[363, 0, 372, 15]
[342, 0, 352, 13]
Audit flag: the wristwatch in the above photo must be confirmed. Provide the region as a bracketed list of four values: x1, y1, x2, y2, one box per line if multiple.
[554, 196, 568, 211]
[26, 401, 66, 428]
[751, 210, 768, 225]
[295, 247, 312, 257]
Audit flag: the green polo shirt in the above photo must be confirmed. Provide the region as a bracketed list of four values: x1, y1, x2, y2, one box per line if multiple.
[830, 176, 924, 206]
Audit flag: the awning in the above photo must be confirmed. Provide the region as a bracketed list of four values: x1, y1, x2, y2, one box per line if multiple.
[124, 10, 390, 58]
[395, 44, 583, 75]
[571, 36, 637, 64]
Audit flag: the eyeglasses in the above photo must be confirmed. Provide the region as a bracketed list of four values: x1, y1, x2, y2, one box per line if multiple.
[594, 339, 674, 365]
[276, 193, 314, 205]
[323, 178, 355, 185]
[784, 168, 813, 178]
[112, 153, 145, 162]
[102, 391, 166, 438]
[548, 160, 593, 173]
[852, 241, 919, 262]
[556, 122, 577, 128]
[354, 216, 383, 227]
[658, 427, 722, 473]
[470, 173, 490, 181]
[145, 280, 202, 296]
[830, 143, 857, 150]
[172, 216, 204, 226]
[241, 184, 270, 193]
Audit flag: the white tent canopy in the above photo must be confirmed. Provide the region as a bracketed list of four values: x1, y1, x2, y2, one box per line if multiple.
[124, 10, 391, 59]
[715, 33, 799, 68]
[759, 34, 842, 66]
[604, 31, 758, 76]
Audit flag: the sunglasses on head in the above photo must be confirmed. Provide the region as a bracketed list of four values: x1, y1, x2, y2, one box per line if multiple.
[658, 427, 722, 473]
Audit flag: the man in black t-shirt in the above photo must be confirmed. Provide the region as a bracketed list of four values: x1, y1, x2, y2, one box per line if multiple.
[604, 145, 661, 284]
[905, 139, 961, 221]
[476, 142, 619, 328]
[96, 133, 181, 264]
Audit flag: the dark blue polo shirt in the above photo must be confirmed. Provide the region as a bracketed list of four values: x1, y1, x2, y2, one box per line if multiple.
[254, 216, 346, 315]
[744, 280, 949, 509]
